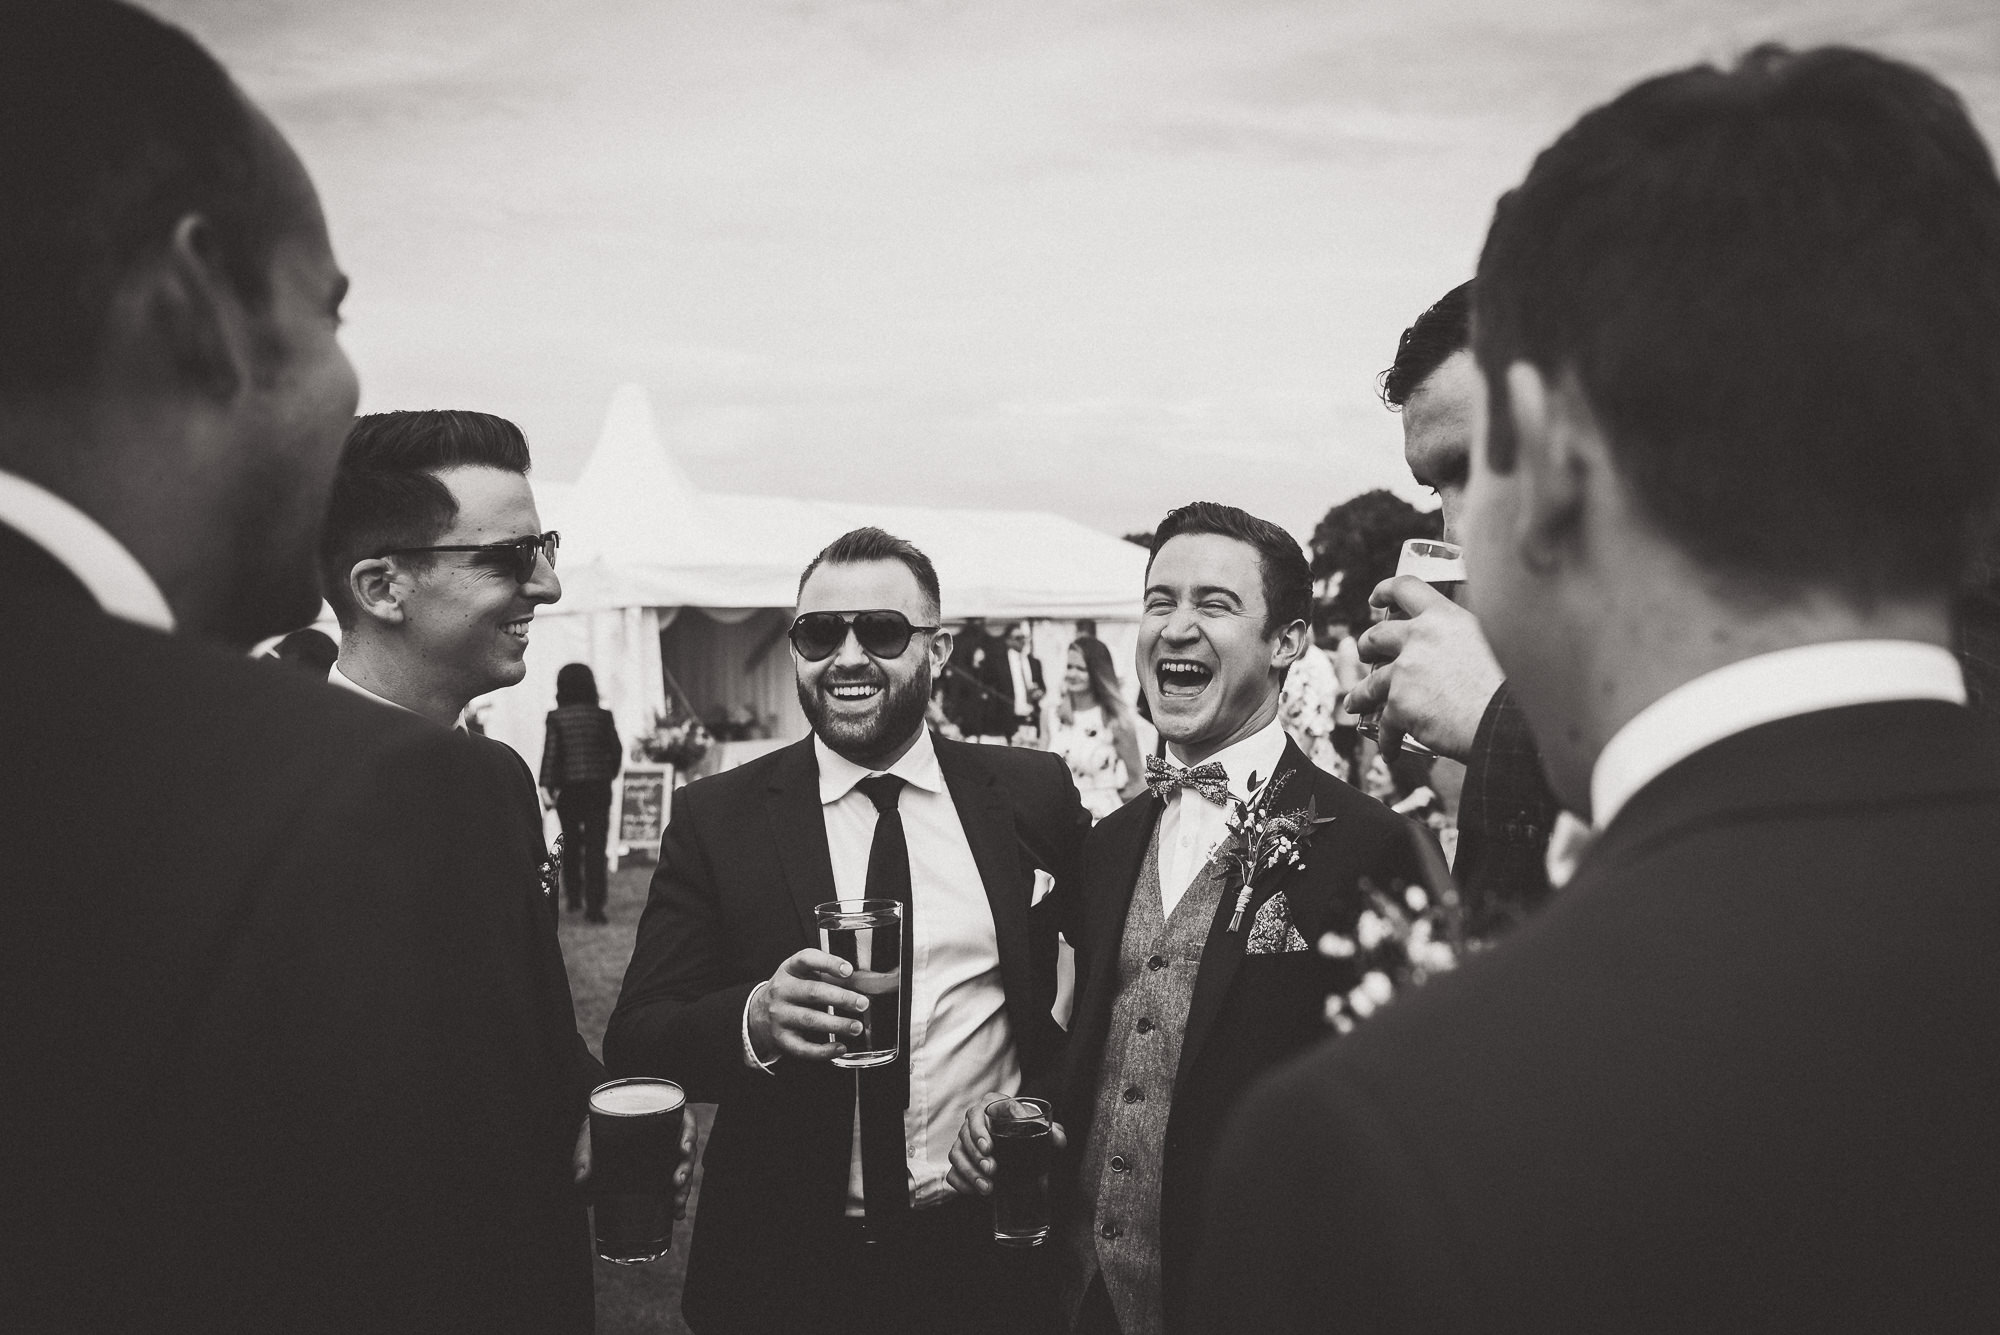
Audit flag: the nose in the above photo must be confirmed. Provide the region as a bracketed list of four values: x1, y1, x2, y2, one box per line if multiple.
[831, 624, 871, 669]
[1159, 605, 1201, 646]
[524, 551, 561, 606]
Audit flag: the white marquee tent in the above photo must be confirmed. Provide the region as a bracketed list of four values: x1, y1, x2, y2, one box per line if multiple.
[474, 385, 1150, 781]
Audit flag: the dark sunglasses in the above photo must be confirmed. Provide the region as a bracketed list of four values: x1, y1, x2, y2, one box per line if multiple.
[375, 531, 560, 584]
[788, 609, 940, 662]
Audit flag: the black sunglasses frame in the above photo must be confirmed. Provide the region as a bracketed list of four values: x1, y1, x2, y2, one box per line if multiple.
[788, 609, 942, 662]
[374, 531, 561, 584]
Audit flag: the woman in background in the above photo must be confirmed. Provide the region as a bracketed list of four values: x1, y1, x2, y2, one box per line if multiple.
[540, 663, 624, 923]
[1050, 635, 1146, 821]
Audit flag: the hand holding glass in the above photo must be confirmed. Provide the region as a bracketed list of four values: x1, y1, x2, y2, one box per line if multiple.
[1360, 538, 1468, 759]
[986, 1096, 1055, 1247]
[814, 899, 903, 1068]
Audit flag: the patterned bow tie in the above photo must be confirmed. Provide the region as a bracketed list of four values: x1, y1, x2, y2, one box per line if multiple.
[1145, 754, 1231, 806]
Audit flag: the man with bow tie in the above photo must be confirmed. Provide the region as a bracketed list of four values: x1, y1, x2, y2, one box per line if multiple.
[950, 502, 1427, 1335]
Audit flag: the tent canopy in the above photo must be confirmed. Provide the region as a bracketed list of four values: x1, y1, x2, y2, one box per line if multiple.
[542, 384, 1150, 619]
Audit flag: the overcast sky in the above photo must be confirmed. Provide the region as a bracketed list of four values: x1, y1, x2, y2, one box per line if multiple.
[158, 0, 2000, 542]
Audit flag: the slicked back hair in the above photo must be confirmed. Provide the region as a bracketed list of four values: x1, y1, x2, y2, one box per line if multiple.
[1381, 281, 1474, 409]
[1475, 44, 2000, 601]
[0, 1, 287, 403]
[318, 411, 533, 628]
[1148, 501, 1313, 634]
[797, 527, 943, 621]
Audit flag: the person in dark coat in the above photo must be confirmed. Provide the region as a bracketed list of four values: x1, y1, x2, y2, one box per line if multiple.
[1194, 44, 2000, 1333]
[542, 662, 625, 921]
[0, 7, 617, 1330]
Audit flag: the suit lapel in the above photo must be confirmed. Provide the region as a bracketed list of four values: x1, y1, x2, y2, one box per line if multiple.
[934, 740, 1038, 1042]
[1176, 739, 1314, 1093]
[763, 737, 839, 944]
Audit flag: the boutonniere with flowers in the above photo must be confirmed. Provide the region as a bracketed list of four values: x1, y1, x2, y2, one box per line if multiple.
[539, 833, 564, 902]
[1213, 768, 1339, 932]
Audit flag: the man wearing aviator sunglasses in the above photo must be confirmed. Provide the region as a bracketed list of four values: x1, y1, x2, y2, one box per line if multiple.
[609, 526, 1090, 1335]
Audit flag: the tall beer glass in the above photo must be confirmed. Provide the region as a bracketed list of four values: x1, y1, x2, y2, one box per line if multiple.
[588, 1077, 686, 1265]
[814, 899, 903, 1069]
[1360, 538, 1468, 759]
[987, 1096, 1055, 1246]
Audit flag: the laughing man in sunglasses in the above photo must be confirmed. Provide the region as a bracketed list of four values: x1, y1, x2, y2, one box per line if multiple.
[608, 526, 1091, 1335]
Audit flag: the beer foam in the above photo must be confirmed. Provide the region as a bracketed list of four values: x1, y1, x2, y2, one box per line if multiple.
[590, 1080, 685, 1116]
[1397, 540, 1466, 586]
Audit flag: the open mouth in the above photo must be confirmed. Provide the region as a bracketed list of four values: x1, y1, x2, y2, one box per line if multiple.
[1155, 658, 1213, 699]
[502, 617, 532, 643]
[825, 678, 884, 704]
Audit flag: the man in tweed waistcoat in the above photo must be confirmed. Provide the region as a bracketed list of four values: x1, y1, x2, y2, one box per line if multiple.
[951, 502, 1428, 1335]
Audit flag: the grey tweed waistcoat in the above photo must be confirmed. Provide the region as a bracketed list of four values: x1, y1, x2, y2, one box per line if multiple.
[1063, 824, 1229, 1335]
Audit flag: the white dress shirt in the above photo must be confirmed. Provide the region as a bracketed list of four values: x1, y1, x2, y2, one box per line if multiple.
[745, 727, 1020, 1214]
[1008, 648, 1033, 717]
[1590, 639, 1966, 832]
[1157, 715, 1289, 919]
[0, 467, 174, 632]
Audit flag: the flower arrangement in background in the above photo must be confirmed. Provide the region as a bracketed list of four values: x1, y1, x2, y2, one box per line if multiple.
[634, 702, 711, 768]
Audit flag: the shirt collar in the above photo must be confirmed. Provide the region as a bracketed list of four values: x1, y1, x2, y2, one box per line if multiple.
[1591, 639, 1965, 830]
[1170, 713, 1289, 804]
[815, 726, 947, 805]
[0, 468, 175, 633]
[329, 660, 469, 731]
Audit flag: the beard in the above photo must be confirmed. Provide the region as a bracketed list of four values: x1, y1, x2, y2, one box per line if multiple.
[798, 660, 933, 767]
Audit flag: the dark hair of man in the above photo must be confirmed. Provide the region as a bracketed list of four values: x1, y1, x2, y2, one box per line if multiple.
[555, 662, 600, 706]
[318, 411, 533, 628]
[1148, 501, 1313, 634]
[1380, 280, 1474, 409]
[1474, 44, 2000, 601]
[0, 2, 288, 402]
[797, 527, 943, 622]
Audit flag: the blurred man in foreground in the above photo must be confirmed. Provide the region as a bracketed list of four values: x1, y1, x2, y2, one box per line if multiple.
[1198, 44, 2000, 1331]
[0, 6, 593, 1329]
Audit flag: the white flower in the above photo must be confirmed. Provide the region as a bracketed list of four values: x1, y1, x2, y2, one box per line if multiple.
[1356, 910, 1389, 951]
[1318, 931, 1356, 958]
[1347, 986, 1377, 1018]
[1361, 971, 1394, 1006]
[1404, 884, 1429, 912]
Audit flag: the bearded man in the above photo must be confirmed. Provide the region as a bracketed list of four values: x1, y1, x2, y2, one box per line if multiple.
[606, 526, 1090, 1335]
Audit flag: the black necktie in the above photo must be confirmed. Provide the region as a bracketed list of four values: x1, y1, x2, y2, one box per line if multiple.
[856, 774, 913, 1231]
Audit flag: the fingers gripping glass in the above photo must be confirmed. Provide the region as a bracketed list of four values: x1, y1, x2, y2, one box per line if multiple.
[788, 610, 939, 662]
[374, 531, 560, 583]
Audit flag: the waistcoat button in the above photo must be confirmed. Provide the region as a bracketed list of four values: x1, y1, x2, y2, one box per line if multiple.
[1147, 955, 1166, 971]
[1110, 1155, 1130, 1172]
[1135, 1017, 1153, 1034]
[1122, 1086, 1143, 1104]
[1101, 1221, 1120, 1240]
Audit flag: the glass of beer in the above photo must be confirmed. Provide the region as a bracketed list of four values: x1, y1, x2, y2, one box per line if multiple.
[986, 1096, 1055, 1247]
[1359, 538, 1469, 759]
[814, 899, 903, 1069]
[588, 1077, 687, 1265]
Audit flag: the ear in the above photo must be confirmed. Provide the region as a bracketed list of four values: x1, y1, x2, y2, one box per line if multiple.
[1270, 617, 1310, 673]
[1501, 361, 1594, 573]
[929, 626, 955, 676]
[142, 213, 257, 402]
[347, 557, 409, 626]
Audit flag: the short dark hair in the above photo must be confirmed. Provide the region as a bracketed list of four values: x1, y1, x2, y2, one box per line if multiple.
[1381, 281, 1474, 409]
[0, 1, 288, 402]
[1148, 502, 1312, 633]
[318, 411, 533, 628]
[556, 662, 599, 706]
[797, 527, 942, 620]
[1475, 44, 2000, 600]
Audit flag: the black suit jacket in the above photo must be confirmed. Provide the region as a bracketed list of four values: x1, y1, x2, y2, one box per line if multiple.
[1194, 701, 2000, 1333]
[0, 522, 601, 1334]
[603, 733, 1089, 1332]
[1057, 738, 1427, 1333]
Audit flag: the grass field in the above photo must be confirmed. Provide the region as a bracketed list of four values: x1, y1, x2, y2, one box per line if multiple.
[557, 860, 709, 1335]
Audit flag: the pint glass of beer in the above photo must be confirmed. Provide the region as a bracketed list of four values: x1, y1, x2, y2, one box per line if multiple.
[987, 1096, 1055, 1247]
[588, 1077, 686, 1265]
[1360, 538, 1469, 758]
[814, 899, 903, 1069]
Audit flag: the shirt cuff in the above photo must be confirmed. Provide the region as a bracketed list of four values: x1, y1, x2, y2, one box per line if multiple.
[741, 980, 780, 1073]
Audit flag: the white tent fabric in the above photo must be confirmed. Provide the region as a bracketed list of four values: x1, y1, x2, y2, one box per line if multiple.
[472, 384, 1149, 782]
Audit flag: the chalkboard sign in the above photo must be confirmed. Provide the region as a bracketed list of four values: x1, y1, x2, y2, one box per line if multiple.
[618, 764, 672, 855]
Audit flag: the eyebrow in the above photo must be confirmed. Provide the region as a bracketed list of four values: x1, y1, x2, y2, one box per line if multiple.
[1144, 583, 1245, 604]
